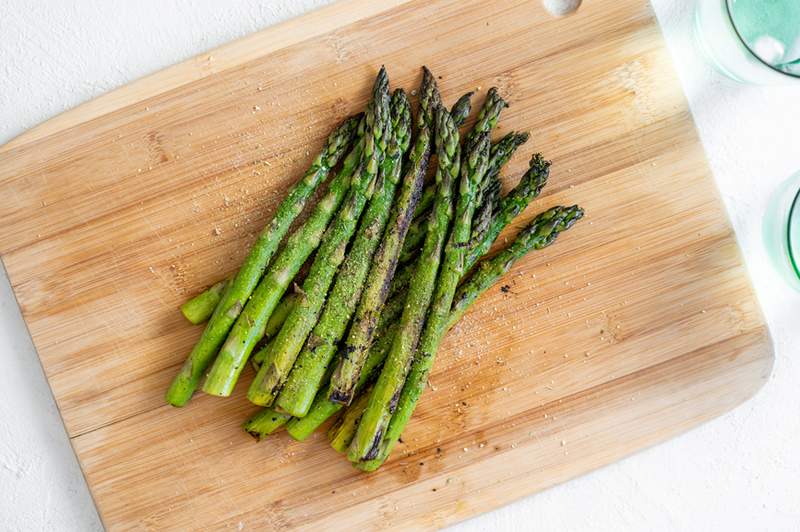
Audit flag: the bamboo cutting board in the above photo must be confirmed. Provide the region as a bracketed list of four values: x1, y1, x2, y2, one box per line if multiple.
[0, 0, 773, 529]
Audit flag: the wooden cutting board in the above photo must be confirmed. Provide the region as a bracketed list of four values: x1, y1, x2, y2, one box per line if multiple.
[0, 0, 773, 529]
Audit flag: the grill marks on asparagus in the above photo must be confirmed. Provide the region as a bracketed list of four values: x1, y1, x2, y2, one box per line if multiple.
[245, 68, 391, 406]
[273, 88, 412, 417]
[347, 105, 462, 461]
[328, 67, 441, 406]
[400, 89, 508, 264]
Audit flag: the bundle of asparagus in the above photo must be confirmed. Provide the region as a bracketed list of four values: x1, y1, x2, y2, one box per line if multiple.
[169, 66, 584, 471]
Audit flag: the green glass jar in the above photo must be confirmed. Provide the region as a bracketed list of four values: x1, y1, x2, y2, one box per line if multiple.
[764, 172, 800, 290]
[695, 0, 800, 84]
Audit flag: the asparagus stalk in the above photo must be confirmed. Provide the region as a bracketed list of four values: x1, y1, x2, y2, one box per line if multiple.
[327, 68, 441, 407]
[180, 279, 229, 325]
[346, 105, 462, 461]
[165, 115, 362, 407]
[357, 205, 585, 471]
[408, 91, 472, 224]
[244, 68, 391, 405]
[471, 131, 529, 236]
[466, 153, 551, 267]
[412, 188, 435, 222]
[243, 408, 292, 440]
[397, 214, 428, 264]
[274, 89, 412, 416]
[328, 385, 373, 452]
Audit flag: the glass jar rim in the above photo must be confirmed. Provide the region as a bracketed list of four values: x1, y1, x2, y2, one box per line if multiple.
[788, 187, 800, 278]
[725, 0, 800, 79]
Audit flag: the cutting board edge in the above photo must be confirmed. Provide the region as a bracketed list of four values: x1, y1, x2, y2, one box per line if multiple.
[0, 0, 411, 155]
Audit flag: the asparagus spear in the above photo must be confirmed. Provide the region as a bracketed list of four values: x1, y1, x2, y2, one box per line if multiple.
[397, 214, 428, 264]
[274, 88, 412, 416]
[467, 153, 551, 267]
[243, 408, 292, 440]
[346, 105, 462, 460]
[412, 188, 435, 222]
[165, 115, 362, 407]
[328, 384, 373, 452]
[243, 68, 391, 404]
[357, 205, 585, 471]
[180, 279, 229, 325]
[327, 68, 441, 407]
[485, 131, 530, 183]
[463, 87, 507, 150]
[407, 91, 472, 226]
[469, 173, 501, 249]
[471, 131, 529, 237]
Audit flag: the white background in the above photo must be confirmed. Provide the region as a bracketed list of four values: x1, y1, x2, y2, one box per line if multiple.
[1, 1, 798, 530]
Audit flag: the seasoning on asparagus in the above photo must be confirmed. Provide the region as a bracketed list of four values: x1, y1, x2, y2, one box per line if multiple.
[463, 87, 507, 150]
[357, 205, 585, 471]
[165, 115, 362, 407]
[274, 88, 412, 416]
[346, 105, 462, 462]
[243, 68, 391, 405]
[327, 67, 441, 407]
[354, 129, 489, 461]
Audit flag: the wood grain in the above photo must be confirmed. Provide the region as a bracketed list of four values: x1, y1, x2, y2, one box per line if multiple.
[0, 0, 773, 529]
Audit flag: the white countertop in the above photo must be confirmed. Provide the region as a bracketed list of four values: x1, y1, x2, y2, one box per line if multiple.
[1, 1, 797, 530]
